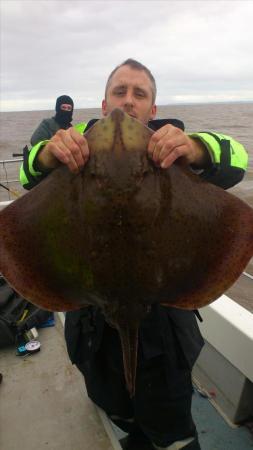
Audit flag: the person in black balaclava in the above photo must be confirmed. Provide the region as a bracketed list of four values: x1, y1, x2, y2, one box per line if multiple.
[30, 95, 74, 146]
[54, 95, 74, 129]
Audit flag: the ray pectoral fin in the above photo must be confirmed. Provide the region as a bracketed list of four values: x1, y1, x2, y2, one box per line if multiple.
[158, 183, 253, 311]
[117, 323, 139, 398]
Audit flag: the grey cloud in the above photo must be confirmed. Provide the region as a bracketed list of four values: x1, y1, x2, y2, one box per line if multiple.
[1, 1, 253, 111]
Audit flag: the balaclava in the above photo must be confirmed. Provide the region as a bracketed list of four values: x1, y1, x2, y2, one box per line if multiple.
[54, 95, 74, 128]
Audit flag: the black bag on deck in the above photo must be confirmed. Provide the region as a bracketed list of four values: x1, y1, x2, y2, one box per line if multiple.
[0, 277, 52, 348]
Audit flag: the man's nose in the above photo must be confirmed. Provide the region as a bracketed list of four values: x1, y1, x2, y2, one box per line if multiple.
[123, 91, 134, 106]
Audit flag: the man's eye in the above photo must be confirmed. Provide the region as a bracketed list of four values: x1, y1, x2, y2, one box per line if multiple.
[114, 90, 125, 96]
[135, 91, 145, 98]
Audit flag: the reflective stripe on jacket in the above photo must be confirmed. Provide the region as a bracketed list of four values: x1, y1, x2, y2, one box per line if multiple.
[189, 131, 248, 189]
[20, 122, 87, 189]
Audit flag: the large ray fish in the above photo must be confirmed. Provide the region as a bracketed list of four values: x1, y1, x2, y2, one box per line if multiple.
[0, 109, 253, 395]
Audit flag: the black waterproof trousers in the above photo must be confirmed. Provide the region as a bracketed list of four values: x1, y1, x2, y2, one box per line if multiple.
[65, 306, 203, 447]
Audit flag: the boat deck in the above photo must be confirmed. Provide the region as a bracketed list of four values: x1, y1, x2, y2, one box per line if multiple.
[0, 314, 252, 450]
[112, 391, 253, 450]
[0, 315, 114, 450]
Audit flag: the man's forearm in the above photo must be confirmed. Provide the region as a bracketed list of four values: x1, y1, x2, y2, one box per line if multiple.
[188, 137, 212, 169]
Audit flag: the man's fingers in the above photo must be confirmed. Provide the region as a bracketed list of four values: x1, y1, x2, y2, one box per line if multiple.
[148, 125, 195, 169]
[149, 135, 184, 166]
[57, 129, 86, 170]
[160, 145, 187, 169]
[148, 127, 169, 158]
[47, 128, 90, 173]
[148, 125, 183, 164]
[44, 141, 69, 166]
[69, 128, 90, 162]
[46, 140, 77, 172]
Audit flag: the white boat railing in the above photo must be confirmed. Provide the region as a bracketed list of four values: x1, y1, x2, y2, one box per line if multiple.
[0, 158, 23, 183]
[0, 157, 23, 163]
[0, 157, 24, 201]
[0, 200, 13, 209]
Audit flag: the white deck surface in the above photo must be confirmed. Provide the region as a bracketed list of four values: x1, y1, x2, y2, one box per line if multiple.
[0, 315, 114, 450]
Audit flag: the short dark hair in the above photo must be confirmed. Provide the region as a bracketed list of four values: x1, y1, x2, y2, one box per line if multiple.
[105, 58, 157, 103]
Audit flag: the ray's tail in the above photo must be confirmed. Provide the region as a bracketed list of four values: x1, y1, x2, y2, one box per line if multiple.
[118, 323, 139, 397]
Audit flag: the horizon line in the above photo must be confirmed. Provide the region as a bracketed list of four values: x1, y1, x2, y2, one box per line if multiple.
[1, 99, 253, 113]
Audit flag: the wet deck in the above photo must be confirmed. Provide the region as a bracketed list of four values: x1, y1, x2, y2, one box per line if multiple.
[0, 316, 114, 450]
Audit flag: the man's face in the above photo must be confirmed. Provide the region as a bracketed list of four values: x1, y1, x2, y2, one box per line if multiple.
[102, 65, 157, 124]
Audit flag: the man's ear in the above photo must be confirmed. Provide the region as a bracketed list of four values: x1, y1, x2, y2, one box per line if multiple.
[102, 99, 108, 116]
[150, 104, 157, 120]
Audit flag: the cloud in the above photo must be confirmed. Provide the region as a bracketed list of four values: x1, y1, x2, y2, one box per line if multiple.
[1, 0, 253, 111]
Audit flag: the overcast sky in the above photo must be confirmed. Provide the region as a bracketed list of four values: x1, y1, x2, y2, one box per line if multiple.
[1, 0, 253, 111]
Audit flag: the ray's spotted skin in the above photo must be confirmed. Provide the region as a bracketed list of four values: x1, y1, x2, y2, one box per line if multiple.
[0, 109, 253, 396]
